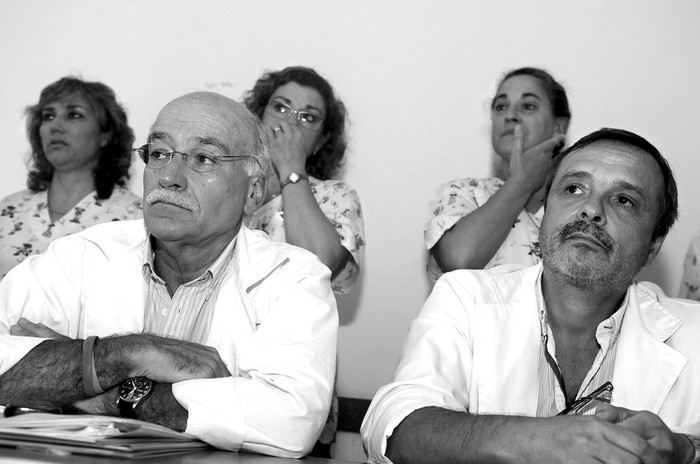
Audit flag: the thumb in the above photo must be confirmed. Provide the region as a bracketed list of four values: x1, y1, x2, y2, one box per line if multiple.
[595, 403, 635, 423]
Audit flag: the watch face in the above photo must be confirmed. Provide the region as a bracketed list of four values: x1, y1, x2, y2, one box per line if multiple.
[289, 173, 300, 182]
[119, 377, 152, 402]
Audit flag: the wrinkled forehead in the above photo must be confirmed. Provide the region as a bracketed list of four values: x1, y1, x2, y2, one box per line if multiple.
[150, 92, 257, 154]
[556, 141, 665, 200]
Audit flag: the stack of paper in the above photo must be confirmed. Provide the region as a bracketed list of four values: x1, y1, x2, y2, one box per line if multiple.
[0, 413, 209, 459]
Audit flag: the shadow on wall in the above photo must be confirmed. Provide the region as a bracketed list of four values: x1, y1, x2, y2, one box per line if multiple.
[337, 274, 364, 326]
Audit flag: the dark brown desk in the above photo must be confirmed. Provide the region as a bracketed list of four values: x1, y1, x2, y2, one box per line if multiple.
[0, 448, 362, 463]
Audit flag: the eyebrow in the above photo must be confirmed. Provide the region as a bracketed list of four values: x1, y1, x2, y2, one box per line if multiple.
[147, 131, 169, 144]
[494, 92, 542, 101]
[147, 133, 229, 154]
[271, 96, 325, 115]
[194, 136, 228, 154]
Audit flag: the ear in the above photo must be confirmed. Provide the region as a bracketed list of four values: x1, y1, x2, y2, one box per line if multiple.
[554, 117, 570, 136]
[311, 132, 331, 157]
[243, 176, 266, 215]
[101, 131, 111, 148]
[645, 236, 665, 266]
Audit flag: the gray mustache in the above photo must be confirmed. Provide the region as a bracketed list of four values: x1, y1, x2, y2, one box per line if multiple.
[559, 219, 614, 251]
[146, 189, 199, 211]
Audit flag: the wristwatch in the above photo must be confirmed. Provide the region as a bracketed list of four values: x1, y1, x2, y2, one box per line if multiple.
[280, 172, 309, 190]
[117, 377, 153, 419]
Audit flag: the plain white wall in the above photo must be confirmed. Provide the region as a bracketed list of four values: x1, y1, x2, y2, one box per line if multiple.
[2, 0, 700, 400]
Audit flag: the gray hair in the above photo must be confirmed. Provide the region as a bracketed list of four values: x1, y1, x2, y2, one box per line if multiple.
[240, 107, 272, 181]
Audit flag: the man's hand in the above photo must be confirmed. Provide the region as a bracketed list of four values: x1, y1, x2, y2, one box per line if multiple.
[105, 334, 231, 385]
[596, 404, 695, 464]
[387, 406, 664, 464]
[9, 318, 69, 339]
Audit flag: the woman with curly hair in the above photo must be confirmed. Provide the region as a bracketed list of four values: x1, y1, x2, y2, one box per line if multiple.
[244, 66, 364, 295]
[0, 76, 142, 278]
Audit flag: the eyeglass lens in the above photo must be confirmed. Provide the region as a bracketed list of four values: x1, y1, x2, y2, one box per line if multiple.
[268, 102, 322, 130]
[136, 144, 222, 173]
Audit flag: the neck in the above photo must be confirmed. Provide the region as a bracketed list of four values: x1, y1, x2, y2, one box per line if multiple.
[152, 230, 237, 296]
[541, 267, 627, 339]
[48, 171, 95, 216]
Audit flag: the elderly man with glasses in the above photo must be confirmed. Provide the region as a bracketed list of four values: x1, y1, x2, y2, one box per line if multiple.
[0, 92, 337, 458]
[362, 128, 700, 464]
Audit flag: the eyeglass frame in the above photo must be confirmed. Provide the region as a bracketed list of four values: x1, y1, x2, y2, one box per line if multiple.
[557, 381, 613, 416]
[134, 143, 251, 173]
[264, 100, 324, 131]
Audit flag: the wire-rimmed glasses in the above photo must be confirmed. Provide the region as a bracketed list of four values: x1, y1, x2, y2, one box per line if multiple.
[557, 381, 613, 416]
[265, 100, 324, 131]
[135, 144, 250, 173]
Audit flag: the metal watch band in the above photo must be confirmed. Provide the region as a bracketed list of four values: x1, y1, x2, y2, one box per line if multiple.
[280, 172, 309, 190]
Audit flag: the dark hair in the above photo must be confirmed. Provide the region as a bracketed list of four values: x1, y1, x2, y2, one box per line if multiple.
[494, 67, 571, 121]
[243, 66, 347, 180]
[544, 128, 678, 241]
[26, 76, 135, 199]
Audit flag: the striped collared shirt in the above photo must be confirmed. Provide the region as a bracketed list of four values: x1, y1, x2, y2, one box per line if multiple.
[142, 236, 237, 344]
[535, 275, 629, 416]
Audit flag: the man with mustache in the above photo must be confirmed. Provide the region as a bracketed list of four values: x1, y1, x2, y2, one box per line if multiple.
[363, 128, 700, 463]
[0, 92, 337, 458]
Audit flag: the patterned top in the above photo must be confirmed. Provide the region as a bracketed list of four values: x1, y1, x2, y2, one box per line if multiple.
[680, 234, 700, 300]
[425, 177, 543, 282]
[0, 187, 143, 279]
[245, 177, 364, 294]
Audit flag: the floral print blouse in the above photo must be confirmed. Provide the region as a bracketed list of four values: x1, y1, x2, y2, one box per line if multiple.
[679, 234, 700, 300]
[0, 187, 143, 279]
[245, 177, 365, 294]
[425, 177, 543, 283]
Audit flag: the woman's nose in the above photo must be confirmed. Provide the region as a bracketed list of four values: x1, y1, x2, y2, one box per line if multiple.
[48, 118, 65, 133]
[505, 106, 519, 123]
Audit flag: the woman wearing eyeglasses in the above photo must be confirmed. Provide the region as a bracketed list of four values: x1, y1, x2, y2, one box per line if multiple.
[425, 67, 571, 282]
[0, 76, 142, 279]
[244, 66, 364, 295]
[243, 66, 364, 458]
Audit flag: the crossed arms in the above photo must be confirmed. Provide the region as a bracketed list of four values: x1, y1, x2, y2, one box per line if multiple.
[0, 324, 227, 430]
[0, 228, 338, 457]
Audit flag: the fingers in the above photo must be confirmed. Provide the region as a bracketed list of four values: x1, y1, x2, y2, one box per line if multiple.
[596, 420, 663, 464]
[512, 124, 524, 157]
[595, 404, 632, 423]
[616, 411, 677, 459]
[10, 317, 67, 339]
[532, 133, 566, 155]
[128, 334, 231, 383]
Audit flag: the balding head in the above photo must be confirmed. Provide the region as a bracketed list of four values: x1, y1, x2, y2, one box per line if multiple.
[154, 92, 271, 179]
[142, 91, 269, 252]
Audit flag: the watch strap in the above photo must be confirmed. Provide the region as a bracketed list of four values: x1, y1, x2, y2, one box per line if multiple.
[118, 395, 138, 419]
[280, 172, 309, 190]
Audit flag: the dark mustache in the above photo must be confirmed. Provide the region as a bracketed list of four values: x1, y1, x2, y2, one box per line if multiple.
[559, 219, 614, 251]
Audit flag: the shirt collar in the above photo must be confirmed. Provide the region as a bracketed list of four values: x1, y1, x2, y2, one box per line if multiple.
[537, 272, 631, 342]
[141, 234, 238, 286]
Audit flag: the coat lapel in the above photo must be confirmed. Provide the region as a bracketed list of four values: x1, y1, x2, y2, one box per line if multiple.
[612, 284, 686, 413]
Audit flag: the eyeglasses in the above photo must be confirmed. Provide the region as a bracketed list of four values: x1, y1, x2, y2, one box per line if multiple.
[557, 381, 613, 416]
[135, 144, 250, 173]
[265, 101, 324, 131]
